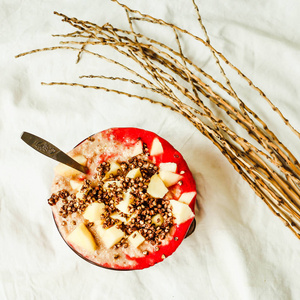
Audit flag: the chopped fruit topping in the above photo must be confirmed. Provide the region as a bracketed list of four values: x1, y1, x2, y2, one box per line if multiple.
[70, 180, 83, 191]
[159, 162, 177, 172]
[116, 190, 133, 214]
[158, 170, 183, 187]
[150, 138, 163, 156]
[178, 191, 197, 205]
[76, 191, 86, 200]
[147, 174, 169, 198]
[128, 231, 145, 248]
[100, 225, 126, 249]
[132, 141, 143, 156]
[125, 212, 137, 225]
[152, 213, 163, 226]
[83, 202, 105, 223]
[110, 212, 127, 223]
[95, 223, 107, 237]
[54, 155, 87, 177]
[75, 155, 88, 165]
[169, 200, 194, 224]
[104, 161, 121, 179]
[66, 223, 97, 253]
[126, 167, 142, 179]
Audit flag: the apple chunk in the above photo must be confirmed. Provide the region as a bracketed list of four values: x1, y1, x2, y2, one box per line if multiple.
[178, 191, 197, 205]
[116, 190, 133, 214]
[128, 231, 145, 248]
[159, 162, 177, 173]
[159, 170, 183, 187]
[131, 141, 143, 156]
[83, 202, 105, 222]
[126, 167, 142, 179]
[66, 223, 97, 253]
[169, 200, 194, 224]
[152, 213, 163, 226]
[54, 155, 87, 177]
[103, 161, 121, 179]
[70, 179, 83, 191]
[100, 225, 125, 249]
[150, 138, 163, 156]
[95, 223, 107, 237]
[147, 174, 169, 198]
[76, 190, 86, 200]
[110, 212, 127, 223]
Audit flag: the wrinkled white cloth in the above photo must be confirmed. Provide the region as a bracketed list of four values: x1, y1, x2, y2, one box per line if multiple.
[1, 0, 300, 299]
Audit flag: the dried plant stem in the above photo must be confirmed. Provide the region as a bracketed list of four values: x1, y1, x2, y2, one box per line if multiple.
[16, 1, 300, 239]
[122, 1, 300, 139]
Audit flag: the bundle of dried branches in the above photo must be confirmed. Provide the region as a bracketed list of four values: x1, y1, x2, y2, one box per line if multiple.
[16, 0, 300, 238]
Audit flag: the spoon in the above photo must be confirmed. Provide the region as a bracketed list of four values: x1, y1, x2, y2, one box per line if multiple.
[21, 132, 89, 174]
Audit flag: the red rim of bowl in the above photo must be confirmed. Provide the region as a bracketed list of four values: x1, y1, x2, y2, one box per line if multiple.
[52, 128, 196, 270]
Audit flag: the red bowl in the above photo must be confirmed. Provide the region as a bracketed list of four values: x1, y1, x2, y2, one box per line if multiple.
[49, 127, 197, 270]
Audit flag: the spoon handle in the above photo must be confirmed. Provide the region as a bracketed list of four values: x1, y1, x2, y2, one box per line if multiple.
[21, 132, 88, 174]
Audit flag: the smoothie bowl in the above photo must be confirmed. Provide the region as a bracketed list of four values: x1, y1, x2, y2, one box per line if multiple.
[48, 127, 197, 270]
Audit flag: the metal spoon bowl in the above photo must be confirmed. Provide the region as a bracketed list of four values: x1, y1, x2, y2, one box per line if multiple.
[21, 132, 88, 174]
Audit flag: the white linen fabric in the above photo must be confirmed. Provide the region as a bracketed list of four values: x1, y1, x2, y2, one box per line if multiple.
[1, 0, 300, 299]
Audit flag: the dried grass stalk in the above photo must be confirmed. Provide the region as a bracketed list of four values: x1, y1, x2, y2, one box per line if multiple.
[16, 0, 300, 238]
